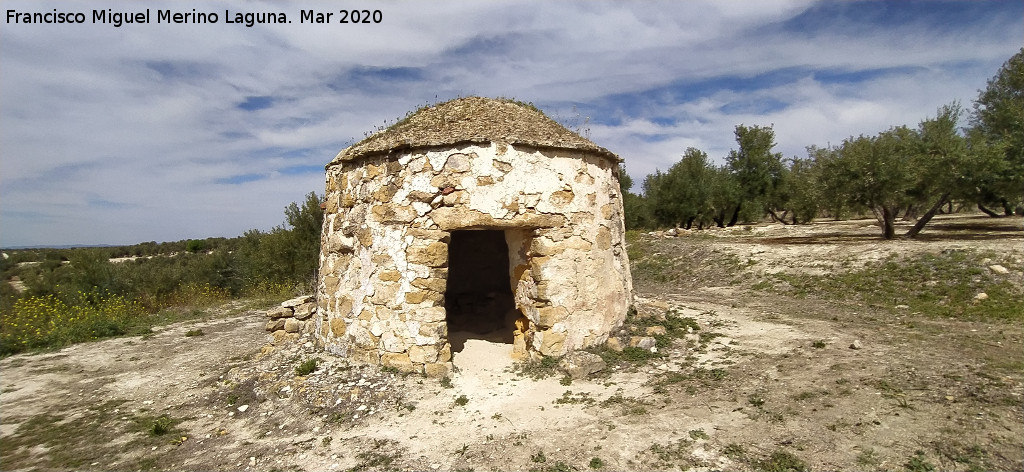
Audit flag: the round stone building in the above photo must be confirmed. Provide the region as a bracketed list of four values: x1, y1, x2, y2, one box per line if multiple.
[315, 97, 633, 376]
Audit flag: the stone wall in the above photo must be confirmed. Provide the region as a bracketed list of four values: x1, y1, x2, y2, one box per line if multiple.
[317, 142, 633, 376]
[264, 295, 318, 339]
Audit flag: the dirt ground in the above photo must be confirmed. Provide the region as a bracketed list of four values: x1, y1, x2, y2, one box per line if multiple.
[1, 213, 1022, 472]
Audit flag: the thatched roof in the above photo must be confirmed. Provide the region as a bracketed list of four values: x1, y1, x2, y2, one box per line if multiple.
[329, 97, 619, 166]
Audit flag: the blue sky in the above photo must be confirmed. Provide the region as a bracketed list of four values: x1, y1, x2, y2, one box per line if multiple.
[1, 0, 1021, 247]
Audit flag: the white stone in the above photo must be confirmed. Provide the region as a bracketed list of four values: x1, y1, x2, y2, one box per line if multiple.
[988, 264, 1009, 274]
[282, 295, 314, 308]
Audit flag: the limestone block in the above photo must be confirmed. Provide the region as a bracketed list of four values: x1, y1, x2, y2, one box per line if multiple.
[414, 307, 447, 323]
[537, 306, 568, 328]
[430, 174, 459, 189]
[355, 227, 374, 247]
[493, 159, 513, 173]
[429, 207, 564, 230]
[364, 163, 383, 178]
[381, 353, 418, 373]
[386, 160, 403, 174]
[267, 306, 291, 319]
[629, 336, 657, 351]
[404, 290, 428, 304]
[265, 319, 285, 332]
[371, 203, 417, 224]
[406, 242, 448, 267]
[407, 228, 451, 243]
[438, 343, 452, 362]
[476, 175, 494, 186]
[336, 296, 353, 316]
[596, 226, 612, 250]
[325, 194, 339, 214]
[601, 203, 616, 219]
[418, 322, 446, 339]
[323, 276, 340, 294]
[378, 270, 401, 282]
[530, 236, 592, 256]
[273, 331, 300, 344]
[444, 153, 472, 172]
[284, 318, 302, 333]
[423, 362, 452, 378]
[539, 331, 567, 356]
[409, 344, 439, 363]
[372, 183, 399, 202]
[574, 171, 595, 185]
[330, 318, 347, 337]
[350, 349, 380, 365]
[381, 331, 407, 353]
[549, 189, 574, 206]
[368, 284, 399, 306]
[411, 277, 446, 293]
[376, 307, 395, 320]
[408, 190, 435, 202]
[351, 326, 379, 348]
[327, 233, 356, 253]
[441, 191, 464, 206]
[294, 302, 316, 321]
[558, 351, 606, 379]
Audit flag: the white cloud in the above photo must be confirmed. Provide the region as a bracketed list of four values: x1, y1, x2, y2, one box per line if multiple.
[1, 0, 1020, 245]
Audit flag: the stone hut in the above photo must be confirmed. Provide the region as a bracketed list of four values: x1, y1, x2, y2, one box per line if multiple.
[315, 97, 633, 376]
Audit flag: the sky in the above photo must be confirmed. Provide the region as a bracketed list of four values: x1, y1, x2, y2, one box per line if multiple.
[1, 1, 1021, 248]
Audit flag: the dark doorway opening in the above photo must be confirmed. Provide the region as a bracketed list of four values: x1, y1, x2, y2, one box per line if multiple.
[445, 230, 516, 352]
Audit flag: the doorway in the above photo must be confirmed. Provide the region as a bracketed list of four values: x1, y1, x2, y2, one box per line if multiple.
[444, 230, 516, 352]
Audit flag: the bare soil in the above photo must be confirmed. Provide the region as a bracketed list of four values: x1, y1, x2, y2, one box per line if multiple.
[1, 213, 1022, 472]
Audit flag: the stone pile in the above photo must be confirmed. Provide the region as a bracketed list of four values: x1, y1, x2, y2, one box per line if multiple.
[265, 295, 318, 337]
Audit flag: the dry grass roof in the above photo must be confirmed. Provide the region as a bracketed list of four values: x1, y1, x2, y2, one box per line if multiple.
[330, 97, 619, 165]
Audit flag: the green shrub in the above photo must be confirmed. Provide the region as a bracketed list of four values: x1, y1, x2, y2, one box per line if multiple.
[295, 357, 320, 376]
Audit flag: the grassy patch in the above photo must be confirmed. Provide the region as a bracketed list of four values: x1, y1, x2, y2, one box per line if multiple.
[0, 399, 183, 470]
[351, 439, 401, 472]
[599, 393, 650, 415]
[757, 450, 809, 472]
[510, 355, 562, 379]
[904, 450, 936, 472]
[762, 250, 1023, 321]
[295, 357, 320, 376]
[639, 439, 698, 470]
[554, 390, 595, 406]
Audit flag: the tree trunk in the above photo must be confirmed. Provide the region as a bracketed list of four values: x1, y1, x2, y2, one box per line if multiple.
[977, 203, 1002, 217]
[727, 204, 741, 227]
[766, 208, 791, 225]
[684, 217, 695, 230]
[906, 193, 950, 238]
[880, 206, 897, 240]
[901, 205, 918, 221]
[1001, 199, 1015, 216]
